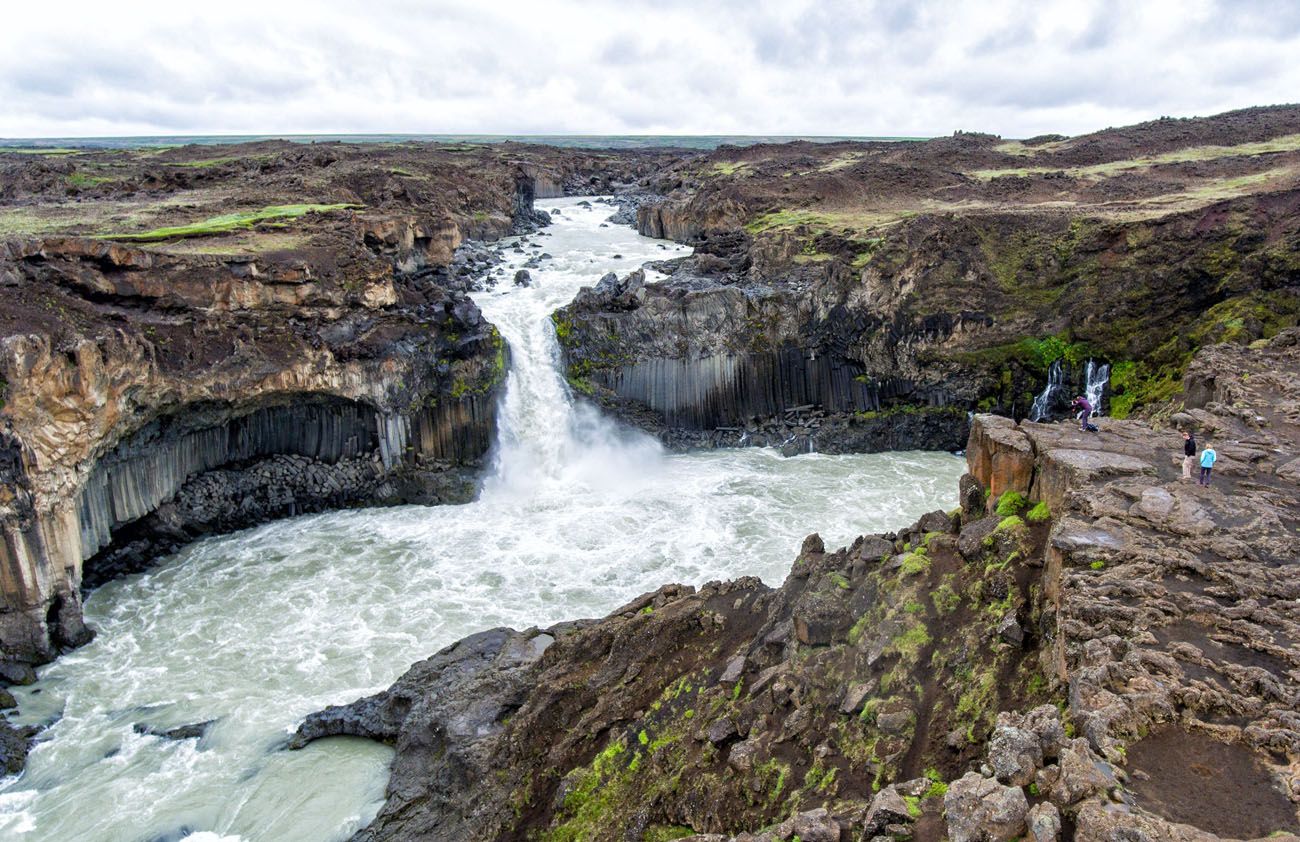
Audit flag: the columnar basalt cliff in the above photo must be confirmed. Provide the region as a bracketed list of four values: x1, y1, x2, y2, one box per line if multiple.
[555, 107, 1300, 452]
[295, 331, 1300, 841]
[0, 231, 506, 673]
[0, 141, 694, 676]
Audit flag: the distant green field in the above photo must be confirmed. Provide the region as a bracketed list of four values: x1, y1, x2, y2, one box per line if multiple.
[0, 146, 81, 155]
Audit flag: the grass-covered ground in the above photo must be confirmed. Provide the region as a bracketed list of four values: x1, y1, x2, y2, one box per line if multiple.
[104, 203, 361, 242]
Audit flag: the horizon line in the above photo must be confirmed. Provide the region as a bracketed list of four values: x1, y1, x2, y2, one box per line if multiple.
[0, 131, 937, 143]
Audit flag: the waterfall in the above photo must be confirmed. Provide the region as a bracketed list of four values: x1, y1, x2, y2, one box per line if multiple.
[1084, 359, 1110, 416]
[472, 201, 688, 497]
[1029, 359, 1064, 422]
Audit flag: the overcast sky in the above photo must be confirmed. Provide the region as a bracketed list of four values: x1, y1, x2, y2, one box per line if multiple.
[2, 0, 1297, 139]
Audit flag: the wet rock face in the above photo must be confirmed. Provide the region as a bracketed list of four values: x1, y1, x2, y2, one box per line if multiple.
[291, 626, 557, 840]
[555, 268, 971, 452]
[554, 260, 974, 453]
[0, 718, 39, 775]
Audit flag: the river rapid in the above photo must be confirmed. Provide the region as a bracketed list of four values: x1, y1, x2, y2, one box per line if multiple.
[0, 198, 964, 842]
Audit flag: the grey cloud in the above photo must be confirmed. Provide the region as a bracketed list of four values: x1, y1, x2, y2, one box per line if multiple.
[1072, 5, 1120, 51]
[970, 20, 1039, 57]
[1205, 0, 1300, 37]
[1, 0, 1299, 138]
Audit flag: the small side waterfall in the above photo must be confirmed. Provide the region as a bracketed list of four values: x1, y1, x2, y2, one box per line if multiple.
[1029, 359, 1065, 422]
[1028, 358, 1110, 422]
[1084, 359, 1111, 416]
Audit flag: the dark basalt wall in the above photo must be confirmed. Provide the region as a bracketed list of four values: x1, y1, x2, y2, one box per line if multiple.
[76, 394, 498, 588]
[589, 348, 953, 430]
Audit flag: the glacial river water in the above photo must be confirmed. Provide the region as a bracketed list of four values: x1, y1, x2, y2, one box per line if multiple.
[0, 199, 964, 841]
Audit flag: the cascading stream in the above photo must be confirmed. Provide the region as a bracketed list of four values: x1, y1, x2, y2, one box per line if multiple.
[1029, 359, 1065, 422]
[1084, 359, 1111, 415]
[0, 198, 965, 842]
[475, 206, 668, 495]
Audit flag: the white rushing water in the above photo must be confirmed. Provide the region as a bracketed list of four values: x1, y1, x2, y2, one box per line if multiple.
[0, 198, 965, 842]
[1084, 359, 1111, 416]
[1029, 359, 1065, 422]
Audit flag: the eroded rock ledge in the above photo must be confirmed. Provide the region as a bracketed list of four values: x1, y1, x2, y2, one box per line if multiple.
[295, 331, 1300, 841]
[0, 234, 509, 675]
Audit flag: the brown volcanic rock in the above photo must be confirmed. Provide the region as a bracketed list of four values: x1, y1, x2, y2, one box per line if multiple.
[965, 415, 1035, 510]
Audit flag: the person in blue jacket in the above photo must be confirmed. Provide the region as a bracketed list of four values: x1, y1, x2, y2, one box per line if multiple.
[1198, 443, 1218, 486]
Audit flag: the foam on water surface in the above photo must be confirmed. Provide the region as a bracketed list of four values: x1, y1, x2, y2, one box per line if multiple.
[0, 199, 964, 841]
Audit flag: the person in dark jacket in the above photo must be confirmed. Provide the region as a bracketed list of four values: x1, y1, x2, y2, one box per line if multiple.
[1071, 396, 1093, 432]
[1182, 431, 1197, 481]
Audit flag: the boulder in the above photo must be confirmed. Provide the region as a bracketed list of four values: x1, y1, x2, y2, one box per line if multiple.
[1017, 705, 1067, 759]
[1026, 802, 1061, 842]
[771, 807, 840, 842]
[133, 719, 216, 741]
[705, 717, 738, 745]
[959, 517, 1000, 561]
[944, 772, 1029, 842]
[1276, 456, 1300, 484]
[0, 718, 37, 775]
[594, 271, 620, 295]
[863, 786, 915, 833]
[916, 509, 955, 535]
[988, 721, 1043, 786]
[840, 680, 876, 715]
[996, 611, 1025, 648]
[792, 586, 852, 645]
[877, 707, 915, 735]
[728, 738, 761, 772]
[1050, 739, 1111, 807]
[960, 473, 987, 518]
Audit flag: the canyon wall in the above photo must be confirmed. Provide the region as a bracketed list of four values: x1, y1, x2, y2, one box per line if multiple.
[553, 188, 1300, 453]
[0, 210, 514, 676]
[0, 134, 702, 678]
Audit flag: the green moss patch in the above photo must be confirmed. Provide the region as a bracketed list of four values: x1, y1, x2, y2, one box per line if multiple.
[994, 491, 1028, 517]
[971, 133, 1300, 180]
[103, 203, 361, 242]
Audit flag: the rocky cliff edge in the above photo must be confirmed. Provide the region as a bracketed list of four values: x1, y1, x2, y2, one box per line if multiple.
[294, 330, 1300, 841]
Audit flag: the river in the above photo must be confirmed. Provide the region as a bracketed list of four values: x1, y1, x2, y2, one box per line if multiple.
[0, 198, 964, 841]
